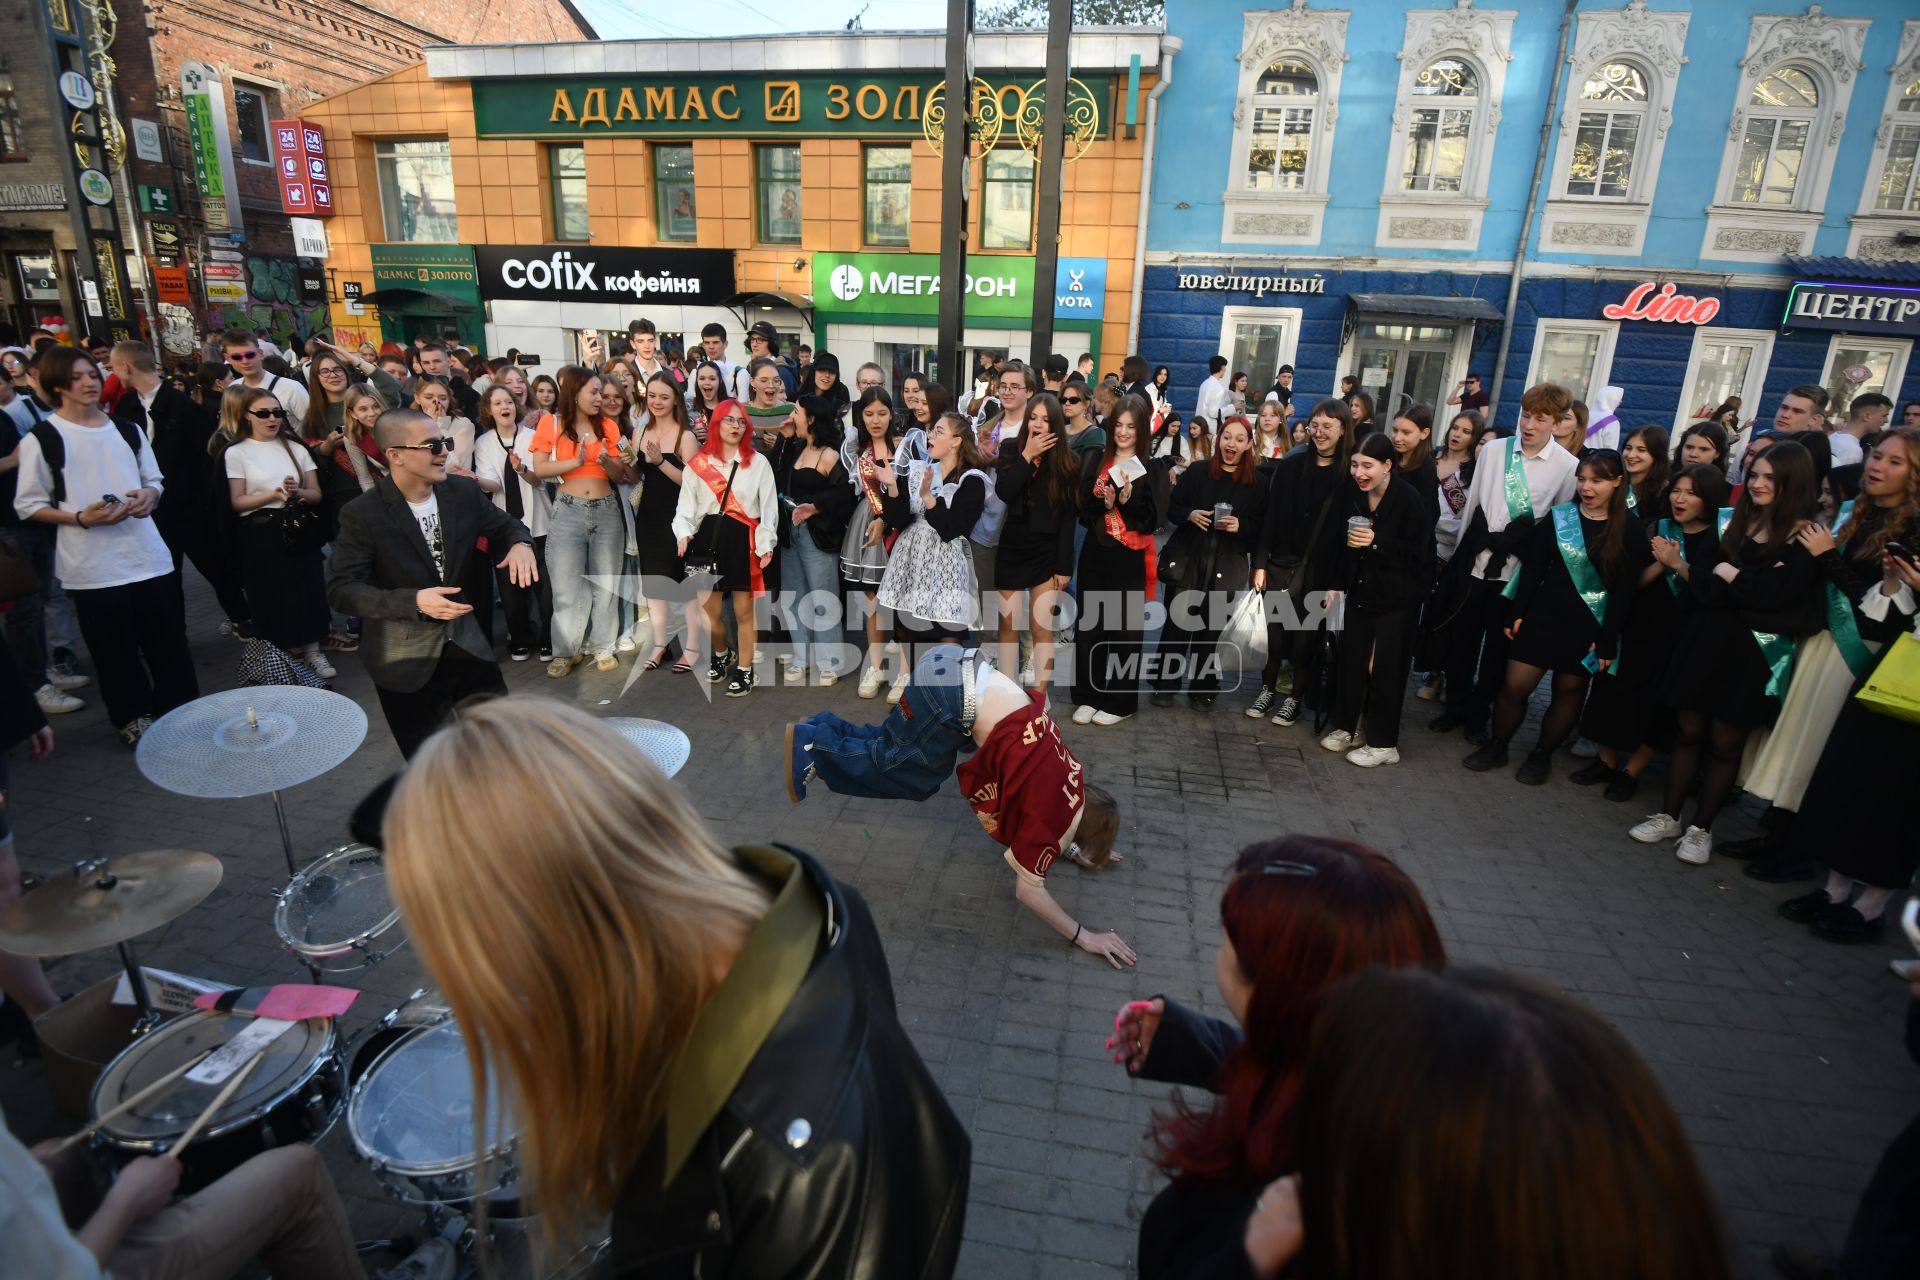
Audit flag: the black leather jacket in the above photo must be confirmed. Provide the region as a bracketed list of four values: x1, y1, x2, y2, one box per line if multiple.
[609, 845, 970, 1279]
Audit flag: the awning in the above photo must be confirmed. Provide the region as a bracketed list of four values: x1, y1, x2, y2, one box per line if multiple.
[720, 289, 815, 332]
[357, 287, 476, 311]
[1347, 293, 1504, 324]
[1785, 255, 1920, 285]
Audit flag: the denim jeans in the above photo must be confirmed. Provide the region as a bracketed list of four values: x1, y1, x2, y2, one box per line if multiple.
[806, 644, 976, 800]
[546, 493, 624, 658]
[0, 522, 55, 687]
[784, 534, 844, 674]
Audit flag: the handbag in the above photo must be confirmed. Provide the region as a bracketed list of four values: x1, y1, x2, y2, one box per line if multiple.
[0, 537, 43, 603]
[275, 439, 327, 553]
[682, 461, 738, 579]
[1270, 489, 1338, 597]
[1221, 587, 1269, 659]
[1854, 630, 1920, 724]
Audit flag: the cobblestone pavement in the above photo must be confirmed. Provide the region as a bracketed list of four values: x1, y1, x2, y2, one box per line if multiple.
[3, 580, 1916, 1279]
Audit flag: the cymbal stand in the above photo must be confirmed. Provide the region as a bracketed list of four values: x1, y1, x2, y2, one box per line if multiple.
[269, 788, 299, 877]
[72, 845, 163, 1036]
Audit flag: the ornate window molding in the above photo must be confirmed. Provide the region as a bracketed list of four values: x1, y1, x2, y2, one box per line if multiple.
[1222, 4, 1350, 247]
[1376, 0, 1516, 252]
[1701, 5, 1869, 265]
[1540, 1, 1689, 259]
[1845, 20, 1920, 260]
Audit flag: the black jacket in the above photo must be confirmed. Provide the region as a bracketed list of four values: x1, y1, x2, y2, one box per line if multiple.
[994, 442, 1079, 579]
[115, 383, 216, 546]
[1255, 451, 1345, 586]
[1333, 476, 1438, 614]
[611, 845, 970, 1279]
[325, 476, 531, 692]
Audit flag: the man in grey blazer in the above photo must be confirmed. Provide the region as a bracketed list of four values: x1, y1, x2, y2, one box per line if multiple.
[328, 408, 538, 757]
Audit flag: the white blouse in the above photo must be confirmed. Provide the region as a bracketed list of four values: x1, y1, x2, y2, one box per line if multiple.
[670, 449, 779, 559]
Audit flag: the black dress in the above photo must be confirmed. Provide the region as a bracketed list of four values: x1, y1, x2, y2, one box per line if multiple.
[1581, 524, 1719, 751]
[992, 442, 1078, 591]
[634, 425, 690, 582]
[1254, 452, 1347, 697]
[1505, 509, 1651, 674]
[1154, 462, 1266, 695]
[1661, 536, 1824, 731]
[1071, 454, 1164, 716]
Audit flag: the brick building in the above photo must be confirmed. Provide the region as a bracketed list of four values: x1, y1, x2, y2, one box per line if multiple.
[0, 0, 595, 353]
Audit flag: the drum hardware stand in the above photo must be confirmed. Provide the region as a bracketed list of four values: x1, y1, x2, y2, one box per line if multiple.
[78, 820, 164, 1035]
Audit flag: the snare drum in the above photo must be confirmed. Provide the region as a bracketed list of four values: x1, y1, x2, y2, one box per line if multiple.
[346, 988, 452, 1087]
[274, 843, 407, 974]
[91, 1011, 344, 1192]
[347, 1018, 523, 1210]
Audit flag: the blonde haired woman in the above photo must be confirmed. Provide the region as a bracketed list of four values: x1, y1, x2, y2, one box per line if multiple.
[382, 698, 970, 1273]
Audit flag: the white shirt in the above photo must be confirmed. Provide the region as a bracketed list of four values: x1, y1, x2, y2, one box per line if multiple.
[0, 1119, 101, 1279]
[14, 413, 173, 590]
[1457, 435, 1579, 582]
[223, 435, 314, 509]
[1829, 432, 1864, 467]
[244, 370, 309, 424]
[1193, 373, 1229, 427]
[0, 396, 36, 437]
[409, 490, 446, 580]
[473, 424, 550, 538]
[431, 416, 476, 471]
[671, 450, 778, 559]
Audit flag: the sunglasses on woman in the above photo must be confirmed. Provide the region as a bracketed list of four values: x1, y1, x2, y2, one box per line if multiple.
[1062, 395, 1086, 406]
[247, 407, 288, 420]
[388, 436, 456, 455]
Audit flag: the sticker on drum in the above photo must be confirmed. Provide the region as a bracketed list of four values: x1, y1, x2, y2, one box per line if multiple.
[274, 843, 407, 973]
[348, 1019, 522, 1208]
[92, 1010, 344, 1190]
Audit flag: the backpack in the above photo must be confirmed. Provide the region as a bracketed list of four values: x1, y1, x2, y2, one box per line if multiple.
[30, 417, 146, 506]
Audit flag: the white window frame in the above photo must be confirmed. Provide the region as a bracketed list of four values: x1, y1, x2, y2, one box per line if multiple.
[1846, 20, 1920, 257]
[374, 137, 459, 244]
[1376, 5, 1515, 252]
[1217, 305, 1304, 390]
[1702, 11, 1869, 264]
[1671, 326, 1776, 435]
[1222, 7, 1350, 247]
[1540, 3, 1690, 259]
[1523, 319, 1618, 406]
[232, 81, 275, 167]
[1817, 336, 1913, 418]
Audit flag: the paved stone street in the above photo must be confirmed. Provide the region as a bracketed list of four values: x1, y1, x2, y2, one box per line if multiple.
[3, 578, 1916, 1279]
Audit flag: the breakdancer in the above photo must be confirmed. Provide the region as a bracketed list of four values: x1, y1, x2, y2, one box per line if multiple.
[786, 644, 1135, 967]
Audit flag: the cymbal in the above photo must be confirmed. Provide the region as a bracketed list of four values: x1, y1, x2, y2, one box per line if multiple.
[137, 688, 368, 798]
[605, 718, 691, 778]
[0, 850, 223, 957]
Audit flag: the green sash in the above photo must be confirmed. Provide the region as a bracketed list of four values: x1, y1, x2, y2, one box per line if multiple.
[1717, 507, 1796, 698]
[1549, 502, 1616, 676]
[1626, 484, 1639, 516]
[1657, 517, 1686, 596]
[1502, 436, 1534, 523]
[1824, 501, 1874, 678]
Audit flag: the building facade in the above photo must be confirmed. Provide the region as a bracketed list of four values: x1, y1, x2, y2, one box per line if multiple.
[1141, 1, 1920, 432]
[0, 0, 594, 354]
[302, 29, 1161, 386]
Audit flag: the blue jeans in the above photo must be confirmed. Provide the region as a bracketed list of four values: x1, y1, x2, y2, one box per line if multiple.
[546, 494, 624, 658]
[784, 535, 844, 674]
[806, 644, 974, 800]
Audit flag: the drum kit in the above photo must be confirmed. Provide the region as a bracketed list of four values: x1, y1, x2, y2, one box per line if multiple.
[1, 687, 690, 1270]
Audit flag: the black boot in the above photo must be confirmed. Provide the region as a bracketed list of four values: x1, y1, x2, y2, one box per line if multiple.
[1463, 740, 1510, 772]
[1514, 750, 1553, 786]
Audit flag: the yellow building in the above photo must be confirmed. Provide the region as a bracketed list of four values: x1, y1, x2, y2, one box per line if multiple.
[302, 29, 1163, 384]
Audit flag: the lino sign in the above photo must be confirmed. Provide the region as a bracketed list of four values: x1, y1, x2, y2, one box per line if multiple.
[1601, 282, 1720, 324]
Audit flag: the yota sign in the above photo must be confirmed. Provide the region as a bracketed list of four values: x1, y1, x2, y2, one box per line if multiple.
[814, 253, 1108, 323]
[473, 246, 736, 305]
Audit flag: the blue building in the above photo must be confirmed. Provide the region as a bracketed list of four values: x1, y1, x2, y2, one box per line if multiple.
[1137, 1, 1920, 434]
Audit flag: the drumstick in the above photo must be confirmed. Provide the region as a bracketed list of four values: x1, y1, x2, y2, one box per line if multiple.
[167, 1052, 265, 1158]
[44, 1050, 214, 1156]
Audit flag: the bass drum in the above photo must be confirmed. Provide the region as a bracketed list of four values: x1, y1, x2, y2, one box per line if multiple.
[91, 1011, 344, 1193]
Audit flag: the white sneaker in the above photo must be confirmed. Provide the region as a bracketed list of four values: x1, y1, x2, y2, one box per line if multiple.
[1674, 826, 1713, 865]
[857, 666, 886, 699]
[34, 683, 83, 714]
[752, 647, 767, 666]
[1347, 745, 1400, 768]
[1629, 813, 1683, 844]
[1319, 729, 1356, 753]
[1891, 958, 1919, 981]
[886, 672, 909, 706]
[1569, 737, 1600, 759]
[783, 663, 807, 685]
[47, 668, 90, 692]
[1020, 663, 1036, 688]
[818, 669, 839, 687]
[305, 652, 337, 680]
[1092, 710, 1129, 726]
[616, 633, 638, 653]
[1071, 704, 1096, 725]
[884, 641, 900, 655]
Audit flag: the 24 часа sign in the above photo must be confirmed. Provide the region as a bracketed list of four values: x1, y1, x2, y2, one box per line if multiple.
[473, 246, 737, 306]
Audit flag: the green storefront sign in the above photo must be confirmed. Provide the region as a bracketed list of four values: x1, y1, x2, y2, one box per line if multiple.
[472, 73, 1109, 140]
[368, 244, 483, 347]
[813, 252, 1108, 323]
[182, 94, 223, 202]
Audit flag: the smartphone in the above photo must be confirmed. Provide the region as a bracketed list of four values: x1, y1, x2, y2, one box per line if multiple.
[1889, 541, 1916, 565]
[779, 494, 799, 509]
[1904, 899, 1920, 956]
[101, 493, 121, 505]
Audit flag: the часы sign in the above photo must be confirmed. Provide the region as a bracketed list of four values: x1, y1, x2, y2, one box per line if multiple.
[473, 246, 736, 305]
[1783, 281, 1920, 337]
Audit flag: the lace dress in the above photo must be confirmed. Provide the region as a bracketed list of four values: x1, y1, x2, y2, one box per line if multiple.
[877, 465, 988, 631]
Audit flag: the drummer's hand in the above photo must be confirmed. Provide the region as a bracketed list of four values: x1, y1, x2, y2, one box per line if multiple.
[105, 1154, 182, 1219]
[27, 725, 51, 761]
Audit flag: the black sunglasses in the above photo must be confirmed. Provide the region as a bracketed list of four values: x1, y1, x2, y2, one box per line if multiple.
[230, 350, 262, 359]
[246, 407, 288, 420]
[1062, 395, 1086, 405]
[389, 436, 455, 455]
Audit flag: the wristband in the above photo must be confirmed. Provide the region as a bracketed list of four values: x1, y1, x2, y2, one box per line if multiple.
[1070, 924, 1082, 947]
[75, 511, 87, 528]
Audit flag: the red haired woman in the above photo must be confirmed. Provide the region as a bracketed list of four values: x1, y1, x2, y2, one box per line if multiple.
[1109, 836, 1446, 1278]
[672, 398, 778, 696]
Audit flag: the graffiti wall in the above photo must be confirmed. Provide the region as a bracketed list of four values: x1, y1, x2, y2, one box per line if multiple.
[204, 253, 327, 349]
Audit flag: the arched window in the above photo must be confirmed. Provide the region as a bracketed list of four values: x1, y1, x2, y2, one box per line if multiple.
[1245, 57, 1319, 192]
[1401, 58, 1478, 193]
[1875, 77, 1920, 211]
[1566, 61, 1649, 199]
[1732, 66, 1820, 205]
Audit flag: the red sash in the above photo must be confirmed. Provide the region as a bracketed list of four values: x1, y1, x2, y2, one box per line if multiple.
[858, 450, 899, 554]
[691, 452, 764, 595]
[1096, 462, 1157, 598]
